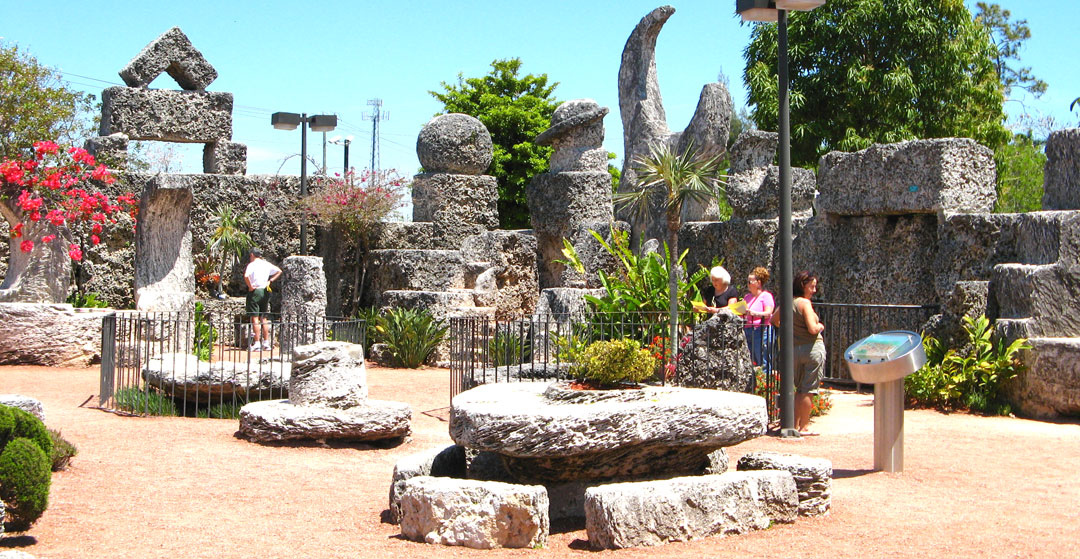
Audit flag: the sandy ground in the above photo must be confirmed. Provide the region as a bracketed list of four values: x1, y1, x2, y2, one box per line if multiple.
[0, 364, 1078, 558]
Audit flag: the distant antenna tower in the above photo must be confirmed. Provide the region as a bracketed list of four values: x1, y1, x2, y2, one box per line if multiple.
[363, 99, 389, 172]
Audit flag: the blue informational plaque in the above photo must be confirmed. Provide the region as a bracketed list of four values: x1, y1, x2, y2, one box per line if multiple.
[843, 330, 925, 384]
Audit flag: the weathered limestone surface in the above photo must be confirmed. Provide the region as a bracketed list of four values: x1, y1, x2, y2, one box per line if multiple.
[450, 382, 766, 483]
[557, 221, 628, 289]
[1042, 128, 1080, 210]
[134, 174, 195, 312]
[84, 133, 130, 169]
[0, 395, 45, 423]
[534, 287, 606, 320]
[727, 166, 816, 220]
[736, 451, 832, 517]
[416, 114, 493, 175]
[389, 445, 467, 524]
[618, 5, 731, 241]
[369, 250, 465, 294]
[584, 471, 797, 549]
[118, 27, 218, 90]
[527, 173, 613, 288]
[411, 173, 499, 248]
[461, 231, 539, 318]
[202, 141, 247, 175]
[0, 219, 71, 304]
[728, 130, 777, 175]
[0, 304, 107, 367]
[280, 256, 326, 321]
[535, 99, 609, 173]
[677, 311, 755, 393]
[238, 398, 411, 442]
[1006, 338, 1080, 418]
[142, 353, 289, 401]
[680, 218, 784, 302]
[399, 476, 549, 549]
[816, 138, 996, 216]
[375, 222, 435, 250]
[99, 87, 233, 143]
[288, 342, 366, 408]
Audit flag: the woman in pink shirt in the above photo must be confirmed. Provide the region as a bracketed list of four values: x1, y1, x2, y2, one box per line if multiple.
[743, 266, 775, 373]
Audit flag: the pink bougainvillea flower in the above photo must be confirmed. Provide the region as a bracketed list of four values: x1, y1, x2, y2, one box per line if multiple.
[91, 223, 103, 234]
[41, 234, 56, 243]
[20, 239, 34, 253]
[46, 209, 66, 226]
[33, 141, 60, 157]
[91, 234, 100, 245]
[68, 244, 83, 262]
[11, 223, 23, 238]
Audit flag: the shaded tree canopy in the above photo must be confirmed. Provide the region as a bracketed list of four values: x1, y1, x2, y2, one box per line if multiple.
[743, 0, 1009, 167]
[430, 58, 559, 229]
[0, 42, 95, 160]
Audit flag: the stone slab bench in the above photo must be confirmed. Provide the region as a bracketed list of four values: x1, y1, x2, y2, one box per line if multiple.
[736, 451, 833, 516]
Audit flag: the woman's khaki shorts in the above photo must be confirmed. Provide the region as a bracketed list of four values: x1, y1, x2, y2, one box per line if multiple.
[793, 339, 825, 394]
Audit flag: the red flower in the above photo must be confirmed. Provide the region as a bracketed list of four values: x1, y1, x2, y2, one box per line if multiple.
[42, 234, 56, 243]
[33, 141, 60, 157]
[20, 239, 34, 253]
[92, 223, 103, 234]
[10, 223, 23, 238]
[91, 234, 100, 245]
[68, 244, 83, 261]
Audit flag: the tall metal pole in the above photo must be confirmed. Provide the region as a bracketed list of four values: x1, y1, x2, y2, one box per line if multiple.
[343, 140, 350, 180]
[778, 10, 797, 437]
[321, 131, 328, 175]
[299, 113, 308, 255]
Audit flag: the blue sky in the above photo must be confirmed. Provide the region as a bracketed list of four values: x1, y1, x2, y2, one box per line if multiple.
[3, 0, 1078, 182]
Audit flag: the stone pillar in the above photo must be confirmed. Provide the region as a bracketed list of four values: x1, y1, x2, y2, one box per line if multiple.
[280, 255, 326, 353]
[134, 175, 195, 312]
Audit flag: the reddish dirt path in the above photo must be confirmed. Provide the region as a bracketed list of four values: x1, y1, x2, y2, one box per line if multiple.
[0, 364, 1078, 558]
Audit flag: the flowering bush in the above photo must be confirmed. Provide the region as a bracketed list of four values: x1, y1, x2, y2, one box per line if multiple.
[1, 141, 137, 261]
[300, 169, 406, 238]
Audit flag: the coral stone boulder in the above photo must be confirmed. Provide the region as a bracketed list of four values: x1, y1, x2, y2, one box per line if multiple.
[450, 382, 766, 483]
[289, 341, 367, 408]
[416, 114, 493, 175]
[677, 311, 756, 393]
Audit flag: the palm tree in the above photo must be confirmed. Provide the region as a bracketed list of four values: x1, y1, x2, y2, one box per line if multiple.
[615, 142, 724, 380]
[208, 204, 254, 297]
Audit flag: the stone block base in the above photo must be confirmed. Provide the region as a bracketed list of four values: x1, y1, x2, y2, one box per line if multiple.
[1006, 337, 1080, 419]
[736, 451, 832, 516]
[238, 399, 411, 443]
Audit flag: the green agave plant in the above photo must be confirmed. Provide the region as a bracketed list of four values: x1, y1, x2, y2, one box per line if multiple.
[374, 308, 448, 368]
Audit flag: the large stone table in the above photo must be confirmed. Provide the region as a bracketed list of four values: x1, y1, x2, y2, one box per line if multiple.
[450, 382, 767, 483]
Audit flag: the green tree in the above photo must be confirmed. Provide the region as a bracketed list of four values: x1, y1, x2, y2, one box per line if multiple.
[208, 204, 255, 297]
[430, 58, 560, 229]
[616, 143, 724, 374]
[993, 132, 1045, 213]
[0, 43, 95, 160]
[974, 2, 1047, 99]
[743, 0, 1009, 167]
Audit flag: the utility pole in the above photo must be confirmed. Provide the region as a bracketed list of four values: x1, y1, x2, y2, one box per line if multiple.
[363, 99, 389, 173]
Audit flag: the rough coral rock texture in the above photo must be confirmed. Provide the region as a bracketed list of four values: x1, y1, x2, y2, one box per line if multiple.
[583, 471, 797, 549]
[374, 222, 435, 250]
[535, 99, 609, 173]
[134, 175, 195, 312]
[461, 230, 539, 319]
[728, 130, 777, 175]
[450, 382, 766, 483]
[736, 451, 833, 517]
[118, 27, 218, 90]
[368, 249, 465, 295]
[416, 114, 493, 175]
[280, 256, 327, 321]
[410, 173, 499, 248]
[557, 221, 629, 289]
[618, 5, 731, 241]
[388, 445, 467, 524]
[1042, 128, 1080, 210]
[398, 476, 549, 549]
[1005, 338, 1080, 419]
[288, 342, 367, 408]
[727, 166, 816, 220]
[99, 87, 233, 143]
[527, 172, 613, 288]
[238, 398, 410, 443]
[84, 133, 130, 169]
[143, 353, 290, 401]
[677, 311, 756, 393]
[680, 218, 785, 301]
[202, 141, 247, 175]
[816, 138, 996, 216]
[0, 304, 108, 367]
[0, 395, 45, 423]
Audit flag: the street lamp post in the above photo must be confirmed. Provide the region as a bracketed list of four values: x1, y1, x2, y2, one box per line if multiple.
[271, 112, 337, 255]
[737, 0, 824, 438]
[330, 135, 354, 184]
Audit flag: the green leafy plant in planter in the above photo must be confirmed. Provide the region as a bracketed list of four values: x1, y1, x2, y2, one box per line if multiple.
[0, 405, 54, 532]
[374, 308, 448, 368]
[570, 338, 656, 388]
[905, 315, 1029, 415]
[487, 325, 533, 367]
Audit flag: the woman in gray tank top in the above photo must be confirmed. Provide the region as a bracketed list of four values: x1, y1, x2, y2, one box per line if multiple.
[771, 271, 825, 435]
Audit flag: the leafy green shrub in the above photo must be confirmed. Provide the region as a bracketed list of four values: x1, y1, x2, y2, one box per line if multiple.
[356, 306, 380, 355]
[192, 302, 217, 362]
[66, 291, 109, 308]
[375, 308, 448, 368]
[197, 401, 245, 420]
[47, 429, 77, 472]
[2, 407, 52, 458]
[488, 326, 532, 367]
[0, 438, 51, 532]
[552, 334, 588, 364]
[574, 339, 655, 386]
[905, 315, 1029, 415]
[113, 387, 177, 416]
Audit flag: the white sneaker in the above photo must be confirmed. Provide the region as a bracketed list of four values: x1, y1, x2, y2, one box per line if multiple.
[252, 341, 264, 351]
[261, 341, 273, 351]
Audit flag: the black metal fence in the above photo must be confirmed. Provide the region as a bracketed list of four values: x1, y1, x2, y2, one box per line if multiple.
[449, 303, 938, 422]
[99, 310, 365, 416]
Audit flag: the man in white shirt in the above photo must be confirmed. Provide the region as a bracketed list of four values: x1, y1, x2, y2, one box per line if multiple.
[244, 248, 283, 351]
